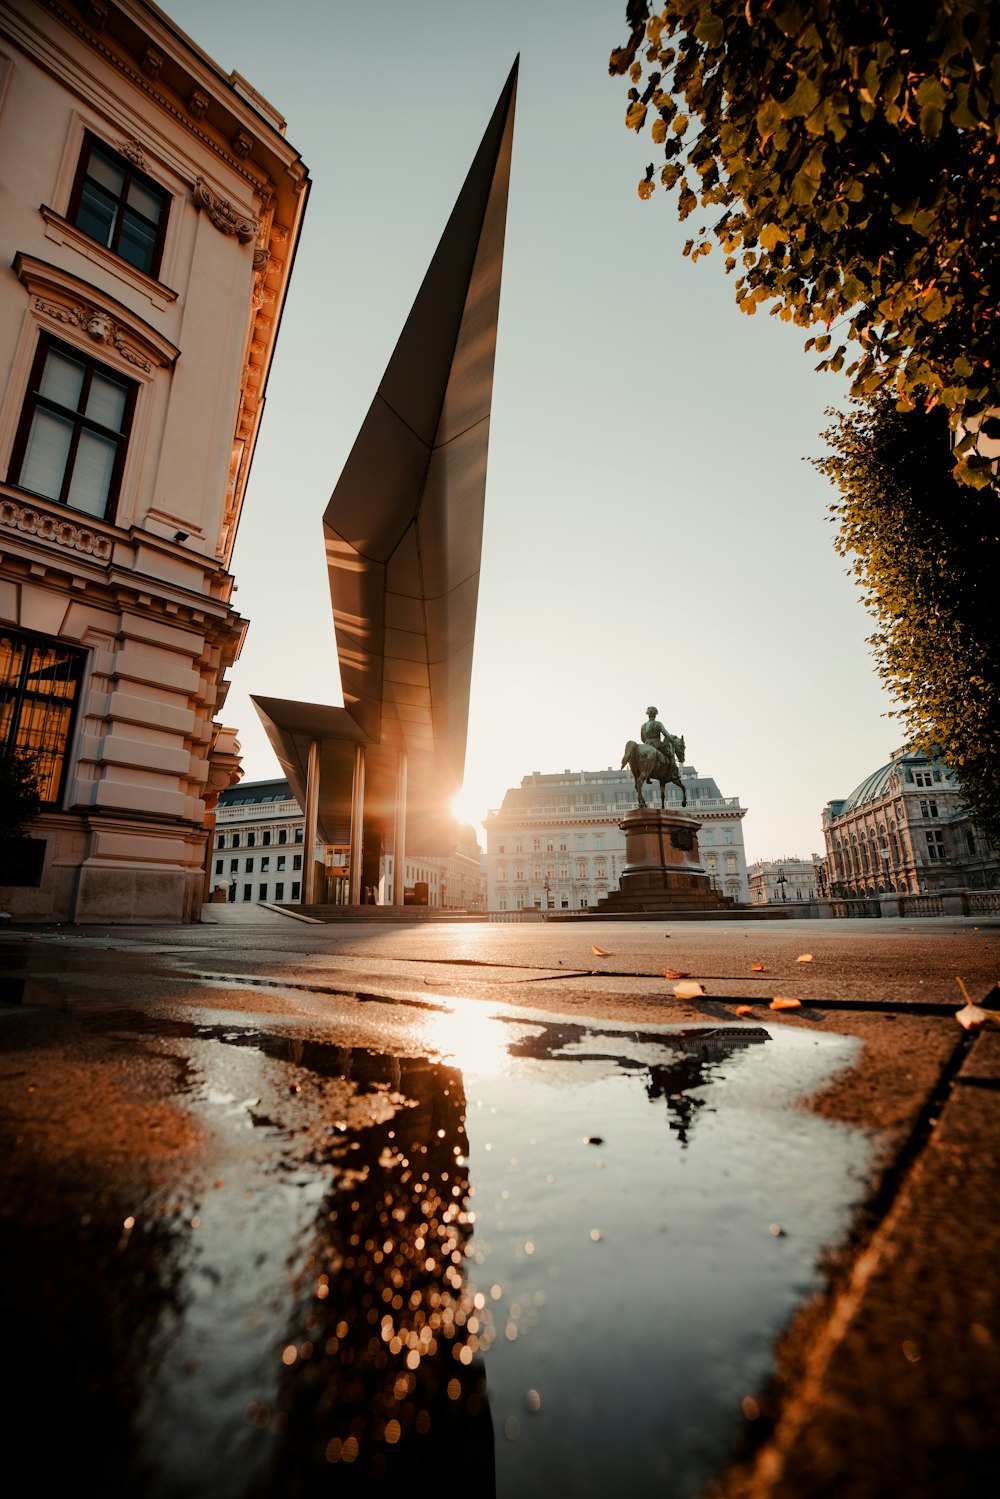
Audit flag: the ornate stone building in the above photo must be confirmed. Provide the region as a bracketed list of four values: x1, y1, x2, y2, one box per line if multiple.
[822, 748, 999, 897]
[484, 764, 749, 911]
[0, 0, 307, 921]
[747, 855, 823, 905]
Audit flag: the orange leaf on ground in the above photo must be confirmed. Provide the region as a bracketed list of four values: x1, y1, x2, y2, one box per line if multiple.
[591, 946, 613, 956]
[956, 1002, 989, 1032]
[735, 1005, 754, 1017]
[673, 980, 705, 999]
[770, 995, 802, 1010]
[664, 969, 690, 980]
[751, 962, 765, 972]
[796, 954, 813, 964]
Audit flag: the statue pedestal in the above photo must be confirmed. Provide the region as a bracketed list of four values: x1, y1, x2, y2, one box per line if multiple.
[595, 808, 737, 914]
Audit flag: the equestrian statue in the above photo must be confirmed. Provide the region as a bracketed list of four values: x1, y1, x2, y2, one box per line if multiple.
[621, 706, 686, 809]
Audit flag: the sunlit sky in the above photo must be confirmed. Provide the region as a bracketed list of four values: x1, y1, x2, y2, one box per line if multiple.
[165, 0, 897, 862]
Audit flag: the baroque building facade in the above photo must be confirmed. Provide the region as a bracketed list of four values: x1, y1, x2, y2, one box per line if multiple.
[0, 0, 307, 921]
[822, 748, 999, 897]
[747, 855, 823, 905]
[484, 764, 749, 911]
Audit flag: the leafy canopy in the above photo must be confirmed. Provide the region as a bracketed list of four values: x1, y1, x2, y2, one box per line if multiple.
[814, 395, 1000, 841]
[611, 1, 1000, 486]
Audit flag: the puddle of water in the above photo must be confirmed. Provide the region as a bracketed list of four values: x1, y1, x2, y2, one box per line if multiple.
[0, 983, 871, 1499]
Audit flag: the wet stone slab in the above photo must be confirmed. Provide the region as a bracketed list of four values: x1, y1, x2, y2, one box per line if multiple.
[0, 980, 876, 1498]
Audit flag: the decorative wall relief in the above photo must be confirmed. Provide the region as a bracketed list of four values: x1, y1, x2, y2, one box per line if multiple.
[32, 296, 152, 372]
[193, 177, 258, 243]
[0, 499, 113, 560]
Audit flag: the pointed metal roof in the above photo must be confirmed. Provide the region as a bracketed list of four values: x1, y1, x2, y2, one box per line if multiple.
[254, 63, 517, 852]
[323, 58, 518, 798]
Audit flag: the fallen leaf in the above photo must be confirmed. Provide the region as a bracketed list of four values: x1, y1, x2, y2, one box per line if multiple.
[956, 1002, 988, 1032]
[673, 980, 705, 999]
[770, 995, 802, 1010]
[751, 962, 766, 972]
[591, 946, 613, 956]
[664, 969, 690, 980]
[796, 954, 813, 964]
[735, 1005, 754, 1017]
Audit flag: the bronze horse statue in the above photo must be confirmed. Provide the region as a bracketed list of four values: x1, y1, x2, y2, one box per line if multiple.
[621, 735, 686, 809]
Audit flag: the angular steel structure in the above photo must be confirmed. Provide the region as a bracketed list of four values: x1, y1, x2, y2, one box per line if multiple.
[254, 61, 517, 904]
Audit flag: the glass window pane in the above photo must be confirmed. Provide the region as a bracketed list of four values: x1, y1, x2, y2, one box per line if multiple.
[66, 430, 117, 516]
[86, 373, 127, 431]
[87, 147, 125, 196]
[118, 213, 156, 273]
[76, 181, 118, 247]
[40, 350, 85, 411]
[127, 178, 162, 222]
[20, 409, 73, 499]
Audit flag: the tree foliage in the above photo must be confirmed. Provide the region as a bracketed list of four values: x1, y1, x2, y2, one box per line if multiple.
[0, 749, 41, 846]
[611, 1, 1000, 486]
[814, 395, 1000, 840]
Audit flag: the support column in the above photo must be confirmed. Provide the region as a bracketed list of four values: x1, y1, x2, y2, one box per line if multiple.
[302, 738, 320, 905]
[349, 745, 365, 906]
[392, 750, 408, 907]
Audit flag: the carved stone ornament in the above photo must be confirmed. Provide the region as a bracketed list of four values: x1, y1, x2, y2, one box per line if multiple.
[118, 137, 146, 169]
[33, 296, 152, 373]
[193, 178, 258, 244]
[232, 129, 253, 160]
[0, 498, 113, 560]
[83, 1, 109, 29]
[252, 246, 270, 271]
[141, 46, 163, 80]
[188, 88, 209, 121]
[670, 827, 695, 853]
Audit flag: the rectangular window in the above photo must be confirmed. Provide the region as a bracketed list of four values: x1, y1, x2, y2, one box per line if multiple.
[240, 883, 250, 901]
[291, 881, 300, 900]
[247, 832, 255, 847]
[261, 856, 270, 872]
[216, 833, 225, 848]
[229, 858, 237, 873]
[244, 857, 253, 873]
[0, 628, 83, 803]
[294, 828, 303, 843]
[8, 337, 136, 520]
[262, 830, 271, 846]
[232, 833, 240, 848]
[926, 830, 945, 860]
[68, 134, 168, 277]
[275, 882, 284, 900]
[914, 771, 933, 787]
[214, 859, 222, 876]
[258, 883, 267, 900]
[277, 855, 286, 871]
[278, 829, 287, 845]
[293, 853, 302, 871]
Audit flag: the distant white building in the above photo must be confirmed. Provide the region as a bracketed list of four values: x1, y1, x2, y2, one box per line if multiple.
[747, 856, 822, 905]
[483, 764, 749, 911]
[211, 779, 313, 905]
[212, 778, 484, 908]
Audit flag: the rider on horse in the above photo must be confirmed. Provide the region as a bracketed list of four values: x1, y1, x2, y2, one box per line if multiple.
[641, 707, 680, 770]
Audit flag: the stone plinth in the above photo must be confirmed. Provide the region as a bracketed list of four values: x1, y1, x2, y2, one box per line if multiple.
[595, 807, 737, 914]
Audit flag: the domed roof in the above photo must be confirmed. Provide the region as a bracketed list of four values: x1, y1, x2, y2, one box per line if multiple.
[837, 752, 954, 816]
[840, 761, 896, 813]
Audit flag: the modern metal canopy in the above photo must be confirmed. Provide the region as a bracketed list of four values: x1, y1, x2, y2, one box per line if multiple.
[253, 60, 517, 903]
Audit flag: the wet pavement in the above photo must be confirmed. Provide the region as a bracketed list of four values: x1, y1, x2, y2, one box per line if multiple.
[1, 917, 998, 1496]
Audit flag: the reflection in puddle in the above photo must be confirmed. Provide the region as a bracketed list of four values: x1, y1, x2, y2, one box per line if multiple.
[0, 989, 870, 1498]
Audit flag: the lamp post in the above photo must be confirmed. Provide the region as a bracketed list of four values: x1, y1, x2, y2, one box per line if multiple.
[775, 874, 787, 902]
[543, 878, 550, 911]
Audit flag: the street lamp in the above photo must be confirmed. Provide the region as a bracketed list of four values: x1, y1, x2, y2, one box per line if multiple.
[543, 878, 551, 910]
[775, 874, 787, 902]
